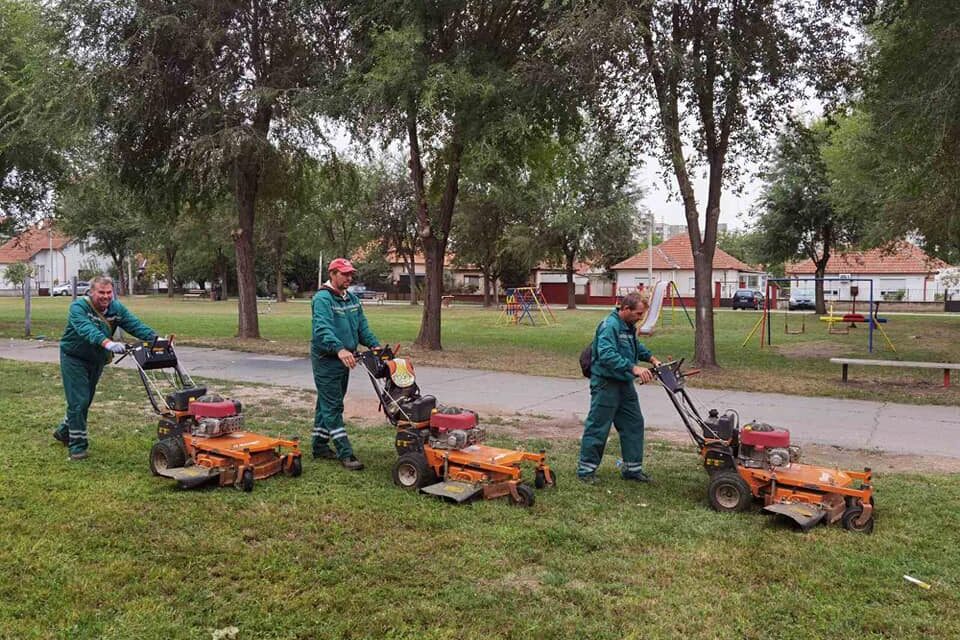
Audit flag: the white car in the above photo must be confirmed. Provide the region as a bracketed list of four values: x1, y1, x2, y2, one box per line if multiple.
[51, 282, 91, 296]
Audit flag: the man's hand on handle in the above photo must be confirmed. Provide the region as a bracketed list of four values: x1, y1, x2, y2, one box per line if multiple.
[633, 357, 660, 384]
[338, 349, 357, 369]
[103, 340, 126, 354]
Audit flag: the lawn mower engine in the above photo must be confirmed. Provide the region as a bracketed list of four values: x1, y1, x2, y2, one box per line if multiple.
[703, 409, 801, 469]
[428, 407, 485, 450]
[189, 395, 244, 438]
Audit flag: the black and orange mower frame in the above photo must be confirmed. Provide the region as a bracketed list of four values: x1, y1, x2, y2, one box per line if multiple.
[654, 360, 874, 533]
[120, 338, 302, 491]
[358, 345, 555, 507]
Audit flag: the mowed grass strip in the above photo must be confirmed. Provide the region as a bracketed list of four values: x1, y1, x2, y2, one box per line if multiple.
[1, 296, 959, 405]
[1, 359, 958, 639]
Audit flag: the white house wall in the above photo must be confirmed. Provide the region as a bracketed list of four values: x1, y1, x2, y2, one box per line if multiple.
[616, 269, 756, 296]
[787, 274, 939, 302]
[0, 242, 110, 293]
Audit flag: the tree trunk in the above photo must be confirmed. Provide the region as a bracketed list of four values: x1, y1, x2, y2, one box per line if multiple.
[565, 251, 577, 310]
[164, 244, 176, 298]
[417, 238, 444, 348]
[405, 254, 417, 305]
[233, 156, 261, 338]
[274, 235, 286, 303]
[482, 271, 491, 307]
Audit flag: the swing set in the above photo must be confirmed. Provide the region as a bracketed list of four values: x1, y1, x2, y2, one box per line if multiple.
[742, 277, 896, 353]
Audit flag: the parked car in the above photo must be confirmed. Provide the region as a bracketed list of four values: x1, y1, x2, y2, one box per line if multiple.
[347, 284, 381, 300]
[788, 290, 816, 311]
[51, 281, 91, 296]
[731, 289, 764, 310]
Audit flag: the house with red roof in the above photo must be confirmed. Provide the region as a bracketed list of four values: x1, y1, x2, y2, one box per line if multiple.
[611, 235, 764, 300]
[784, 242, 951, 302]
[0, 220, 109, 295]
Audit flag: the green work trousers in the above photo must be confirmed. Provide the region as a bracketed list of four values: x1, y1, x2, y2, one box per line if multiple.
[311, 355, 353, 459]
[577, 377, 645, 478]
[55, 351, 105, 455]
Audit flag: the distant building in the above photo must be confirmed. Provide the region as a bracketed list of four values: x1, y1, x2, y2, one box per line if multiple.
[653, 221, 727, 241]
[611, 234, 763, 299]
[0, 221, 109, 295]
[784, 242, 951, 302]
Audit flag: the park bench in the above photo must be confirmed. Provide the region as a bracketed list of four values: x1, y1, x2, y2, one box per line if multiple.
[182, 289, 205, 300]
[441, 295, 455, 308]
[371, 291, 387, 304]
[257, 296, 275, 314]
[829, 357, 960, 387]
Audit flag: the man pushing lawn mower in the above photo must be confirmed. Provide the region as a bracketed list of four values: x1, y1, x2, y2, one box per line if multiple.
[578, 292, 661, 484]
[310, 258, 380, 470]
[53, 275, 163, 461]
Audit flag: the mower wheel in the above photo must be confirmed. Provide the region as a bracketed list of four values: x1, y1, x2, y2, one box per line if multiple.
[535, 468, 557, 489]
[240, 468, 255, 492]
[707, 471, 752, 513]
[149, 438, 185, 475]
[512, 484, 535, 508]
[392, 453, 436, 490]
[841, 505, 874, 534]
[288, 455, 303, 477]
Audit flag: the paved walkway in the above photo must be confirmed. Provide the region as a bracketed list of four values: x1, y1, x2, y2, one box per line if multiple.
[4, 338, 959, 458]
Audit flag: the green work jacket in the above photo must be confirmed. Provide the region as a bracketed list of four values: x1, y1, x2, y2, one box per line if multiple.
[60, 296, 157, 364]
[311, 286, 380, 358]
[590, 309, 653, 382]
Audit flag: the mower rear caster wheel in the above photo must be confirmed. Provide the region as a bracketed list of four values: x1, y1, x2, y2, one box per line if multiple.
[149, 438, 185, 475]
[287, 455, 302, 477]
[512, 484, 535, 508]
[241, 468, 255, 492]
[841, 506, 874, 534]
[707, 471, 752, 513]
[535, 469, 556, 489]
[392, 453, 436, 490]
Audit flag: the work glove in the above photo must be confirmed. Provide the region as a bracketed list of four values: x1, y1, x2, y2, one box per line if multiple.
[104, 340, 126, 354]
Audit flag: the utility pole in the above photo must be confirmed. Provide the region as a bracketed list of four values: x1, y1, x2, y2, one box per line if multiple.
[317, 253, 323, 290]
[647, 211, 654, 289]
[24, 273, 32, 337]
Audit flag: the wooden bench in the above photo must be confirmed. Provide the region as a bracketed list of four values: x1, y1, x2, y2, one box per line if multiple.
[441, 295, 455, 308]
[830, 357, 960, 387]
[257, 296, 275, 314]
[182, 289, 205, 300]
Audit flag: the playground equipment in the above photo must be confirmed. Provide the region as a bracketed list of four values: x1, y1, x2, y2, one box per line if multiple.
[618, 281, 695, 334]
[358, 345, 556, 507]
[654, 360, 875, 533]
[743, 277, 896, 353]
[497, 287, 556, 326]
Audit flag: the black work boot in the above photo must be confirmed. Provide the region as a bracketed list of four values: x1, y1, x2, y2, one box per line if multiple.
[622, 470, 653, 483]
[53, 429, 69, 446]
[340, 455, 364, 471]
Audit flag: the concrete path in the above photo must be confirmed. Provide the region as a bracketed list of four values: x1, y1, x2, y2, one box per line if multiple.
[4, 338, 958, 458]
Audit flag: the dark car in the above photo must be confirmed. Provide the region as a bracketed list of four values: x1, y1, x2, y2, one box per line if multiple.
[731, 289, 764, 310]
[788, 291, 816, 311]
[347, 284, 381, 300]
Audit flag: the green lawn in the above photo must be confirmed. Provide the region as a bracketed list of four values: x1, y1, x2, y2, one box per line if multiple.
[1, 296, 959, 405]
[2, 359, 958, 639]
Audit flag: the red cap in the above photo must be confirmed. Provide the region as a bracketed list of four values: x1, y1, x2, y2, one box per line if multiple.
[328, 257, 357, 274]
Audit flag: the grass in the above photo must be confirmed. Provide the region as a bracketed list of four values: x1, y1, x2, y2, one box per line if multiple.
[1, 296, 959, 405]
[2, 358, 959, 639]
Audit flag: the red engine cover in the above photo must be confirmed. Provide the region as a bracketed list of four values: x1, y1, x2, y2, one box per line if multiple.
[429, 410, 477, 432]
[189, 400, 240, 419]
[741, 426, 790, 448]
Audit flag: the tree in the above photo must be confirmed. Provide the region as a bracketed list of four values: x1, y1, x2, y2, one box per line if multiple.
[68, 0, 349, 337]
[3, 261, 33, 296]
[369, 160, 421, 304]
[0, 0, 79, 223]
[56, 164, 144, 296]
[343, 2, 577, 349]
[836, 1, 960, 262]
[717, 228, 763, 268]
[754, 121, 863, 314]
[533, 129, 639, 309]
[578, 1, 863, 366]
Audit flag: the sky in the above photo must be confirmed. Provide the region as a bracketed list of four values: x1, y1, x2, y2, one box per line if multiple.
[635, 158, 763, 232]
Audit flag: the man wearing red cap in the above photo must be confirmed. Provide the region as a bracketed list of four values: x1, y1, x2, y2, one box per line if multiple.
[310, 258, 380, 470]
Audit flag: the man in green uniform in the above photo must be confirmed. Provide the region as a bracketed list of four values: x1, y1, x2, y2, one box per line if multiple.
[577, 292, 661, 483]
[311, 258, 380, 470]
[53, 276, 159, 460]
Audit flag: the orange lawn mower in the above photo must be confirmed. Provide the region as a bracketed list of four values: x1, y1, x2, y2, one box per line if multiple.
[358, 345, 556, 507]
[653, 360, 875, 533]
[118, 338, 302, 491]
